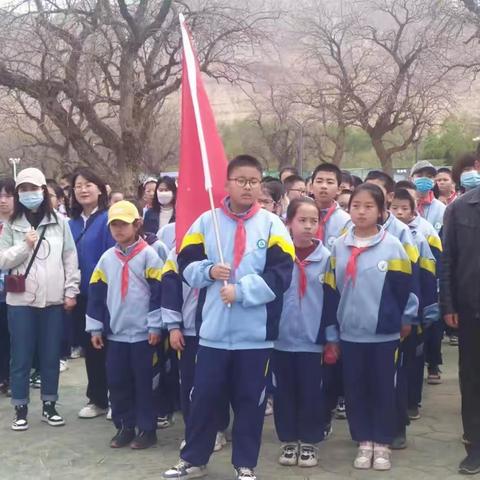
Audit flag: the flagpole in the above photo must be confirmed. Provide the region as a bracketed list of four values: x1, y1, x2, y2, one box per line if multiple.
[179, 14, 230, 301]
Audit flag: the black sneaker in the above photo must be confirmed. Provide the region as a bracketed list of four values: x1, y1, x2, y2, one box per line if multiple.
[427, 366, 442, 385]
[42, 401, 65, 427]
[0, 379, 8, 395]
[30, 371, 41, 389]
[130, 430, 157, 449]
[459, 454, 480, 475]
[335, 398, 347, 419]
[110, 427, 135, 448]
[408, 406, 421, 420]
[12, 405, 28, 431]
[391, 434, 407, 450]
[235, 467, 257, 480]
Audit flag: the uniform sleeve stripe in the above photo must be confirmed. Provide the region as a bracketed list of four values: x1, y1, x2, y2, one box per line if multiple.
[268, 234, 295, 260]
[388, 258, 412, 274]
[162, 259, 178, 275]
[90, 268, 107, 284]
[324, 271, 336, 290]
[427, 235, 443, 253]
[403, 243, 420, 263]
[419, 257, 436, 275]
[330, 256, 336, 269]
[179, 232, 206, 254]
[145, 267, 162, 281]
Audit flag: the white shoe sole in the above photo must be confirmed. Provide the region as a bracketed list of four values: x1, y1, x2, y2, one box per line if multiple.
[278, 459, 298, 466]
[78, 410, 107, 419]
[373, 462, 391, 471]
[11, 423, 28, 431]
[298, 460, 318, 468]
[163, 468, 207, 479]
[42, 417, 65, 427]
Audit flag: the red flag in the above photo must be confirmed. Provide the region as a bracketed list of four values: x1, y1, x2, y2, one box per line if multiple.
[176, 15, 228, 252]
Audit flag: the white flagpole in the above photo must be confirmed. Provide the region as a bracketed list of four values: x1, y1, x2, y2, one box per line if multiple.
[179, 14, 230, 301]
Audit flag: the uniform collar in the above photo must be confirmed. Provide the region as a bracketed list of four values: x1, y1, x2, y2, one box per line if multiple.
[344, 225, 386, 248]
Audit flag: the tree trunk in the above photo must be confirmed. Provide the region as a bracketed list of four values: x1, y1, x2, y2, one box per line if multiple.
[331, 124, 346, 166]
[371, 136, 394, 176]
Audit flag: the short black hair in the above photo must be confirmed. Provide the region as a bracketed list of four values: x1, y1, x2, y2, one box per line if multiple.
[396, 180, 416, 191]
[227, 155, 263, 178]
[393, 188, 415, 212]
[279, 165, 298, 179]
[437, 167, 452, 176]
[286, 196, 318, 222]
[351, 175, 363, 188]
[261, 180, 285, 203]
[262, 175, 278, 183]
[311, 163, 342, 186]
[0, 176, 15, 195]
[341, 170, 354, 187]
[338, 188, 353, 196]
[365, 170, 395, 193]
[452, 153, 477, 185]
[283, 174, 305, 191]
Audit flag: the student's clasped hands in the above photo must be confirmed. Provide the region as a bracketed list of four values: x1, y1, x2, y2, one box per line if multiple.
[210, 263, 236, 304]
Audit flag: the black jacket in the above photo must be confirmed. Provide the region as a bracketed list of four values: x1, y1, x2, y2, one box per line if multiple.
[143, 207, 175, 235]
[440, 187, 480, 317]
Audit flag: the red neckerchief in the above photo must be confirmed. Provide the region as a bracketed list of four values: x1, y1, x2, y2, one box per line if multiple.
[114, 238, 148, 300]
[417, 191, 434, 216]
[221, 198, 261, 271]
[316, 203, 337, 241]
[446, 191, 457, 205]
[295, 257, 311, 298]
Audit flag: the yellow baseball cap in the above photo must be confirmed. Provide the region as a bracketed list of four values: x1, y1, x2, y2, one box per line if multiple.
[108, 200, 140, 225]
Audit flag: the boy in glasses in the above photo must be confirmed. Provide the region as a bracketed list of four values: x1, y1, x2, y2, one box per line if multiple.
[163, 155, 294, 480]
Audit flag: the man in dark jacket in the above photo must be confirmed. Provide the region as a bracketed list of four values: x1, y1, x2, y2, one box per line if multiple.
[440, 184, 480, 475]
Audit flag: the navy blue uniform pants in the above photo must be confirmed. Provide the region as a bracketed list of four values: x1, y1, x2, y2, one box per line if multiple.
[272, 350, 328, 444]
[407, 326, 425, 408]
[106, 340, 156, 432]
[342, 340, 399, 445]
[181, 346, 271, 468]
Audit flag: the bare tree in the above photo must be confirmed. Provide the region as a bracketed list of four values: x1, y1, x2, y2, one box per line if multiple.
[0, 0, 277, 189]
[297, 0, 457, 174]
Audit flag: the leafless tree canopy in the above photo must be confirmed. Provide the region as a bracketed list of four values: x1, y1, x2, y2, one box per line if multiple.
[0, 0, 277, 187]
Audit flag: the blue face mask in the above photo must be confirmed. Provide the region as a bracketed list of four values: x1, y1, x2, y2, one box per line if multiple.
[18, 191, 44, 210]
[460, 171, 480, 190]
[414, 177, 434, 194]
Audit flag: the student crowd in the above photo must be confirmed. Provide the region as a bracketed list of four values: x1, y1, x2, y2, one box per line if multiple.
[0, 152, 479, 480]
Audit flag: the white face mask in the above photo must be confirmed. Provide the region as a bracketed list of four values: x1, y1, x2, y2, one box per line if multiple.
[157, 190, 173, 205]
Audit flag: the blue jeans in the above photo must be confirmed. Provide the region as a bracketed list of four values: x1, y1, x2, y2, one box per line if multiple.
[8, 305, 63, 406]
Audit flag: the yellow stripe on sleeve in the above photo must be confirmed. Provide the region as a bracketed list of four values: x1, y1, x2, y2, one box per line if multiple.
[419, 257, 436, 276]
[427, 235, 443, 253]
[145, 267, 162, 281]
[330, 256, 336, 269]
[90, 268, 107, 284]
[324, 271, 336, 290]
[268, 234, 295, 260]
[403, 243, 419, 263]
[179, 232, 206, 254]
[388, 259, 412, 275]
[162, 259, 178, 275]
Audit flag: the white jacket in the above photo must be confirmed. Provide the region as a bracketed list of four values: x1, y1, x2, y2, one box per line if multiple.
[0, 213, 80, 308]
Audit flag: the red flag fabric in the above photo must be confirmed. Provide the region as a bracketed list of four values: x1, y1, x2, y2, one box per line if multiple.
[176, 16, 228, 252]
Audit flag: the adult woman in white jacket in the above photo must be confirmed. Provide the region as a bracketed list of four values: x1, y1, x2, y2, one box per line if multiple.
[0, 168, 80, 431]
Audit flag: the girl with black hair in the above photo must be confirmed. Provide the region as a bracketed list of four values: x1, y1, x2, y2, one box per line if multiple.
[143, 176, 177, 234]
[68, 168, 115, 420]
[0, 168, 80, 431]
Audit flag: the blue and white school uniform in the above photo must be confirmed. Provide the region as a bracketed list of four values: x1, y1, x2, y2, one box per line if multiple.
[318, 202, 350, 252]
[86, 239, 163, 433]
[331, 226, 416, 445]
[418, 196, 446, 234]
[273, 240, 338, 444]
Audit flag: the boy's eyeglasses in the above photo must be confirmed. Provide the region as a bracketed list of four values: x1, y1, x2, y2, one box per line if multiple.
[258, 198, 275, 206]
[228, 177, 261, 188]
[288, 188, 306, 195]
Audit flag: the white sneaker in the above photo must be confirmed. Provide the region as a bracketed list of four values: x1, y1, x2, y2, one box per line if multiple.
[106, 407, 112, 421]
[298, 443, 318, 467]
[373, 444, 392, 471]
[264, 396, 273, 416]
[278, 443, 299, 466]
[235, 467, 256, 480]
[70, 347, 83, 359]
[354, 442, 373, 469]
[179, 439, 186, 450]
[59, 359, 69, 373]
[213, 431, 227, 452]
[157, 414, 174, 429]
[78, 403, 107, 419]
[163, 460, 207, 479]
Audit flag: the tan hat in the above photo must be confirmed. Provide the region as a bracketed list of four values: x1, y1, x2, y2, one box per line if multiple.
[108, 200, 140, 225]
[15, 168, 47, 188]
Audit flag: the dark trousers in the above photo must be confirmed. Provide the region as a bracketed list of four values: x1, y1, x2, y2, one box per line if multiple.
[407, 326, 425, 408]
[323, 359, 344, 414]
[154, 331, 180, 418]
[178, 336, 230, 430]
[106, 340, 156, 432]
[8, 305, 63, 405]
[424, 321, 443, 368]
[73, 295, 108, 409]
[272, 350, 327, 444]
[395, 336, 415, 435]
[60, 310, 72, 359]
[181, 346, 271, 468]
[0, 302, 9, 383]
[342, 340, 399, 445]
[459, 314, 480, 454]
